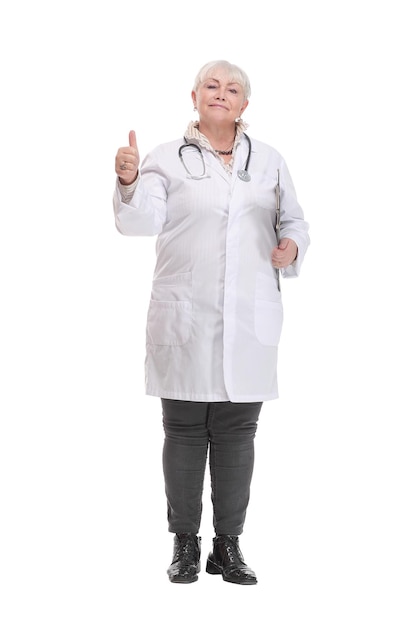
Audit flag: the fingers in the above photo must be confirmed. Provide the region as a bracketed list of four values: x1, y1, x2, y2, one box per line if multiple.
[115, 130, 140, 183]
[271, 243, 288, 268]
[129, 130, 137, 149]
[271, 246, 284, 268]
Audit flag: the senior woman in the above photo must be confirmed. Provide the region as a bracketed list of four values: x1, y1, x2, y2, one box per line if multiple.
[113, 60, 310, 585]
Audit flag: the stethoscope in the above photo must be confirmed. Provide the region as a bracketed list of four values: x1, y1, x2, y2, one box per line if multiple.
[178, 133, 252, 182]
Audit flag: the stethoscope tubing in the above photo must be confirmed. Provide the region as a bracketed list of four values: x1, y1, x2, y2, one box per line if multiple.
[178, 133, 252, 181]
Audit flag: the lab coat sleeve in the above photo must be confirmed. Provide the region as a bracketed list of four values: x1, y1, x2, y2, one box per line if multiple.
[278, 157, 310, 278]
[113, 150, 168, 236]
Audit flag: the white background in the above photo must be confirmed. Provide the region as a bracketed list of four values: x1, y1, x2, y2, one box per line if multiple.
[1, 0, 416, 624]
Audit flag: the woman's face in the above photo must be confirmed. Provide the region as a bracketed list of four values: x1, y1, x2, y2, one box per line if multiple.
[192, 68, 248, 126]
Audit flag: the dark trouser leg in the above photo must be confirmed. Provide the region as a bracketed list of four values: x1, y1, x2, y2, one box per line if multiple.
[208, 401, 262, 536]
[161, 399, 209, 534]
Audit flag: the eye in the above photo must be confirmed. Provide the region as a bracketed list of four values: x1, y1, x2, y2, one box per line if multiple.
[229, 88, 238, 94]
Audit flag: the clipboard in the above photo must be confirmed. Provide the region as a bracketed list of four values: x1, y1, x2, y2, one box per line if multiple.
[275, 169, 281, 290]
[275, 169, 281, 243]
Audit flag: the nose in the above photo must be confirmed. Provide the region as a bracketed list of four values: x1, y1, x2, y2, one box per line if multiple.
[215, 89, 226, 101]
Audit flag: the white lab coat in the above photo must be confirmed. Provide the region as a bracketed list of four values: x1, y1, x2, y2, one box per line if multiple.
[113, 135, 310, 402]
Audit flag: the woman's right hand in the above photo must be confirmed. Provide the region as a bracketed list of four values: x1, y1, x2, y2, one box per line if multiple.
[115, 130, 140, 185]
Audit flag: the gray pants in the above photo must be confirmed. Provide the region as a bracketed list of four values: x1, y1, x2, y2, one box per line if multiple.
[161, 399, 262, 536]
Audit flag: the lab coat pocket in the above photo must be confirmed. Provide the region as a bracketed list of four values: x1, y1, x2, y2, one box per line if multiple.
[150, 272, 192, 301]
[254, 272, 283, 346]
[147, 272, 193, 346]
[147, 300, 192, 346]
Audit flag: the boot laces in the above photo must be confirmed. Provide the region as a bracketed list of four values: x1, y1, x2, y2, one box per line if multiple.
[175, 534, 198, 564]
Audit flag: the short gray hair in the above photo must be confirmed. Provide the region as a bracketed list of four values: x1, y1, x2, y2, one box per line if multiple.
[193, 60, 251, 100]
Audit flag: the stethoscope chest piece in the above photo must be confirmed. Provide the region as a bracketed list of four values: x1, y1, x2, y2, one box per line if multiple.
[237, 169, 251, 182]
[237, 133, 252, 182]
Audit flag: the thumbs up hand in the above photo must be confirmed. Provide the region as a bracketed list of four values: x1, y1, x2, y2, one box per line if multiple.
[115, 130, 140, 185]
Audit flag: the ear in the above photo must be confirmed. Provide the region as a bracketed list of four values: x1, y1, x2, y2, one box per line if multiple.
[191, 90, 197, 107]
[240, 99, 249, 115]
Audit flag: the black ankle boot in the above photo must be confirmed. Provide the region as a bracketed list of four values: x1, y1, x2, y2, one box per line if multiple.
[167, 533, 201, 583]
[206, 535, 257, 585]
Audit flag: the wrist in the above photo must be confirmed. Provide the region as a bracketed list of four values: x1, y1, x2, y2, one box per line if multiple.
[119, 170, 139, 186]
